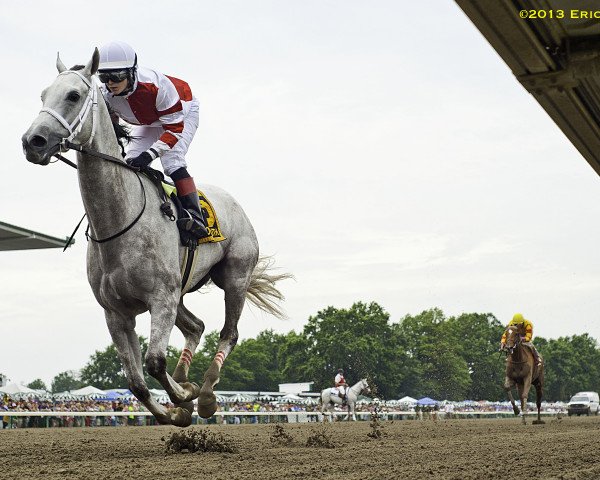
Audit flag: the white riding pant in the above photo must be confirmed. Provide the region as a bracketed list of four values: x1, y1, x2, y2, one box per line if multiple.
[126, 99, 199, 176]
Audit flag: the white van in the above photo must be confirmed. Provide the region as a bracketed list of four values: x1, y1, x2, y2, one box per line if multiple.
[567, 392, 600, 416]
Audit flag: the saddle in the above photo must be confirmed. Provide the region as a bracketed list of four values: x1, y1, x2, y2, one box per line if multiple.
[142, 168, 227, 292]
[142, 167, 226, 247]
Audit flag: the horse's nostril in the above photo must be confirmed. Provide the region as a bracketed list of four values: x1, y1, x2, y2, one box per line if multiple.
[30, 135, 48, 148]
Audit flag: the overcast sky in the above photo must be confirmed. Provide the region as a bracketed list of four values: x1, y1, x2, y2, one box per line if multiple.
[2, 1, 600, 388]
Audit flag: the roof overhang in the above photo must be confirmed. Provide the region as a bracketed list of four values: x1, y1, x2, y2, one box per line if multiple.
[456, 0, 600, 176]
[0, 220, 73, 251]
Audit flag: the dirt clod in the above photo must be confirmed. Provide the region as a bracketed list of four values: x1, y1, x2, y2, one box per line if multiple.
[163, 427, 237, 454]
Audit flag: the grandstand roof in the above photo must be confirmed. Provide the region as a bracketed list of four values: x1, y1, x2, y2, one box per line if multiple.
[456, 0, 600, 177]
[0, 220, 73, 251]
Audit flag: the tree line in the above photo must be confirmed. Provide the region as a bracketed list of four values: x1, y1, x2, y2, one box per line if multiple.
[27, 302, 600, 402]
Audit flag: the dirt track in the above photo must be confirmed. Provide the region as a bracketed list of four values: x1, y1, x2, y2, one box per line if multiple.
[3, 416, 600, 480]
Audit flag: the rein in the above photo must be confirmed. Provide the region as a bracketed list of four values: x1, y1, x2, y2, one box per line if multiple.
[46, 70, 175, 252]
[55, 142, 148, 247]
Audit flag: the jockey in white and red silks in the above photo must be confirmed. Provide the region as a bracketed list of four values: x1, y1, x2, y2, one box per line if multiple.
[335, 368, 347, 404]
[97, 41, 208, 240]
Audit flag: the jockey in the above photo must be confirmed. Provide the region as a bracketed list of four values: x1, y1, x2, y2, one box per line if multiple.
[334, 368, 347, 404]
[500, 313, 542, 367]
[97, 41, 208, 240]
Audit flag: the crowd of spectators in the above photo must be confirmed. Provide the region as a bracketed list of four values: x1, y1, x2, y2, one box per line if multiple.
[1, 392, 568, 429]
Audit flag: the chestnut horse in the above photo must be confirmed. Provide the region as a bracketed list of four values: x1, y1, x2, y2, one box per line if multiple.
[502, 325, 545, 425]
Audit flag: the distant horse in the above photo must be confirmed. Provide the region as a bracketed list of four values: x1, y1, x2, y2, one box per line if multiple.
[320, 378, 370, 421]
[22, 49, 291, 427]
[502, 325, 545, 425]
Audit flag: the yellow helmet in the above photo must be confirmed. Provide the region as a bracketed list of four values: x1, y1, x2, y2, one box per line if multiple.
[512, 313, 525, 323]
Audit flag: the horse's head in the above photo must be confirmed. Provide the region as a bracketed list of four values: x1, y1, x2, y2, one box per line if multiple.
[360, 378, 371, 395]
[22, 49, 100, 165]
[504, 325, 522, 354]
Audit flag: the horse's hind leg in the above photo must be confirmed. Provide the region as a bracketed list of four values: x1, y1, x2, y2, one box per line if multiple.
[533, 381, 545, 425]
[105, 310, 189, 426]
[197, 286, 247, 418]
[173, 300, 205, 384]
[197, 254, 256, 418]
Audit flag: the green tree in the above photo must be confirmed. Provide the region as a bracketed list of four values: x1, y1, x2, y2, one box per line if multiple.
[51, 370, 83, 393]
[395, 309, 471, 400]
[80, 336, 181, 390]
[227, 330, 288, 390]
[27, 379, 48, 391]
[286, 301, 403, 399]
[445, 312, 505, 400]
[538, 334, 600, 401]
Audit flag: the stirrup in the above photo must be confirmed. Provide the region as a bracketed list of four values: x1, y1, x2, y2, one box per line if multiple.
[177, 213, 209, 239]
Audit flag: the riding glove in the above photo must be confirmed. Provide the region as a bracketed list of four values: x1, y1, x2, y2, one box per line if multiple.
[127, 151, 154, 169]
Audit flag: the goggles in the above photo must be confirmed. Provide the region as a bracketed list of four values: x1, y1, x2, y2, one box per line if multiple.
[98, 70, 130, 83]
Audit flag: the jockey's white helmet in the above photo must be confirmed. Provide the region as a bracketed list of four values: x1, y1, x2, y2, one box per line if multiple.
[98, 41, 137, 71]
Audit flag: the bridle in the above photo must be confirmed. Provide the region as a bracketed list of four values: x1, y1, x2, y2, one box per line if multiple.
[40, 70, 98, 148]
[40, 69, 157, 247]
[503, 327, 528, 363]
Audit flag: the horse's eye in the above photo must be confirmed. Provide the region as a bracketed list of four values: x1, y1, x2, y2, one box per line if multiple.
[67, 91, 81, 102]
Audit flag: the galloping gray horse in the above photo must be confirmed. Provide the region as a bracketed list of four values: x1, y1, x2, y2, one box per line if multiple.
[22, 49, 290, 427]
[320, 378, 370, 421]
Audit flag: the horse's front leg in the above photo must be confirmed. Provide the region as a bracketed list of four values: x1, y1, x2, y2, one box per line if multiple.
[105, 310, 188, 426]
[517, 382, 529, 425]
[504, 377, 519, 415]
[146, 294, 201, 415]
[197, 286, 246, 418]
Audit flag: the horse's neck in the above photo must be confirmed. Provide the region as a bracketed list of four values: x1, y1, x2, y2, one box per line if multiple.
[349, 382, 363, 395]
[77, 96, 141, 237]
[510, 343, 528, 363]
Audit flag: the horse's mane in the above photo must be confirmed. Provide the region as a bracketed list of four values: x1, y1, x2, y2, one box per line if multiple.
[70, 64, 132, 157]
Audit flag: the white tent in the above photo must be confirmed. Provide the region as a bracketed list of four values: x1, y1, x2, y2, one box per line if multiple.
[0, 383, 37, 396]
[70, 386, 107, 398]
[225, 393, 256, 403]
[149, 388, 170, 404]
[398, 396, 418, 404]
[279, 393, 303, 402]
[53, 391, 79, 401]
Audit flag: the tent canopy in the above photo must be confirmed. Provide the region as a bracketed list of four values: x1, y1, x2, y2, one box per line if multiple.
[398, 396, 418, 404]
[0, 383, 37, 395]
[417, 397, 438, 406]
[70, 386, 106, 396]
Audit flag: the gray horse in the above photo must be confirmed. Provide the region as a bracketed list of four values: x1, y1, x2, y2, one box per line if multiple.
[320, 378, 369, 421]
[22, 49, 291, 427]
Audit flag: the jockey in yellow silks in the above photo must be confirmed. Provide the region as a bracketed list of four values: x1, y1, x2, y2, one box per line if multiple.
[500, 313, 542, 366]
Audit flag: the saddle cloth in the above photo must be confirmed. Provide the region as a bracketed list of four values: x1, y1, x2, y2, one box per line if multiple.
[161, 183, 226, 245]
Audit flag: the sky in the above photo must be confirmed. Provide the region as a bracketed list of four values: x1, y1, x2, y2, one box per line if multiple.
[2, 1, 600, 388]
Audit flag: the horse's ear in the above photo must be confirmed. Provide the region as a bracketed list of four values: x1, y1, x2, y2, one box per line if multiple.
[56, 53, 67, 73]
[82, 48, 100, 77]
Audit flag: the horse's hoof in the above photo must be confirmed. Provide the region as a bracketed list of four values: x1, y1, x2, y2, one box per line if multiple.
[197, 401, 217, 419]
[532, 420, 545, 425]
[179, 401, 194, 415]
[197, 391, 217, 418]
[170, 407, 193, 428]
[180, 381, 201, 401]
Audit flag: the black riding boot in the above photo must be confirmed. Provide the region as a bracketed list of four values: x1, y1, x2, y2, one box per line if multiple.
[173, 176, 209, 240]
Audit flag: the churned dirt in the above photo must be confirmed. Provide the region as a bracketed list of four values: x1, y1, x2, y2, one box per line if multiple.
[3, 416, 600, 480]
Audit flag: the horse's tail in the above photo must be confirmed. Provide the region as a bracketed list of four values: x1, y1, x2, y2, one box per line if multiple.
[245, 256, 294, 319]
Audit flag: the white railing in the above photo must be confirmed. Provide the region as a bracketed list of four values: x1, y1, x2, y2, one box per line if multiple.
[1, 409, 561, 428]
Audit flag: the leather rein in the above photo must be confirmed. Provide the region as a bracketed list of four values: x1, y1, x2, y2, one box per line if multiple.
[44, 70, 158, 249]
